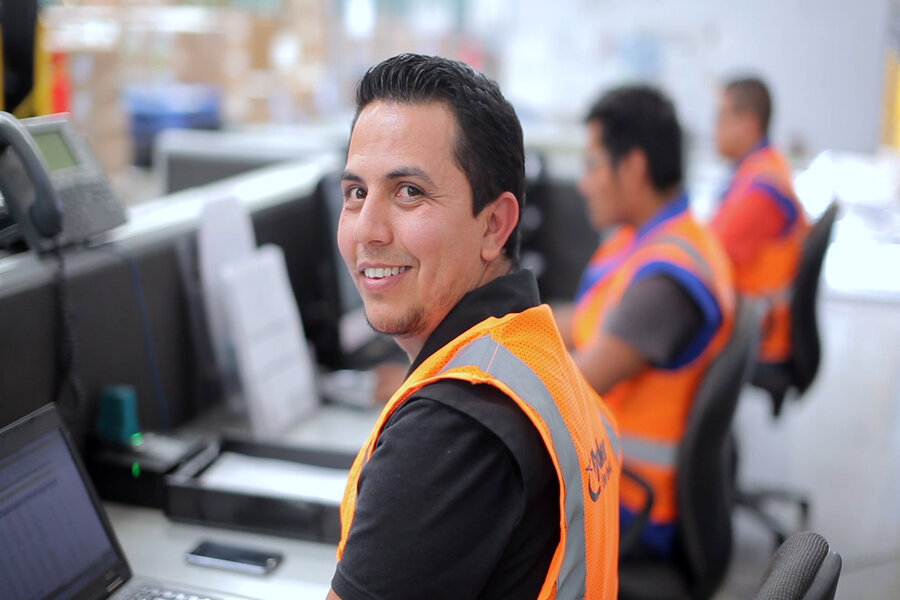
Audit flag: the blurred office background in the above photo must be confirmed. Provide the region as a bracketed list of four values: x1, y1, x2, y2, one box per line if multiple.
[36, 0, 892, 174]
[19, 0, 900, 598]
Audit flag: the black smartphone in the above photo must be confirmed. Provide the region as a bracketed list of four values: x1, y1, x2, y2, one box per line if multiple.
[185, 539, 283, 575]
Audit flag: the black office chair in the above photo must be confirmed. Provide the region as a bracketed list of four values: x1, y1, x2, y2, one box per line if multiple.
[618, 298, 763, 600]
[751, 202, 839, 417]
[738, 202, 840, 547]
[753, 531, 842, 600]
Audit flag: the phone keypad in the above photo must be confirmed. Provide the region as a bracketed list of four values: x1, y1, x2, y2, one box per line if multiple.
[59, 181, 126, 244]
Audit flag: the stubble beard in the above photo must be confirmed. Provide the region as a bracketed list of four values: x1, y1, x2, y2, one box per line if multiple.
[363, 284, 462, 347]
[365, 303, 428, 340]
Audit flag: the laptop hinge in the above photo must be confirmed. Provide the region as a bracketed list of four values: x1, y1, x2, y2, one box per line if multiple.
[106, 576, 124, 594]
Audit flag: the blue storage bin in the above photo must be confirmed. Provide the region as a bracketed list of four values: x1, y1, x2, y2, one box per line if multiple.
[125, 83, 222, 166]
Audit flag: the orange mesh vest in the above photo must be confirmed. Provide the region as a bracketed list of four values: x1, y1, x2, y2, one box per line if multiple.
[337, 305, 622, 599]
[573, 197, 734, 524]
[717, 145, 809, 362]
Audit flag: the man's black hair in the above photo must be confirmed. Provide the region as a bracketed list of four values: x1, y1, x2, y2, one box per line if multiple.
[353, 53, 524, 264]
[586, 85, 683, 194]
[725, 77, 772, 135]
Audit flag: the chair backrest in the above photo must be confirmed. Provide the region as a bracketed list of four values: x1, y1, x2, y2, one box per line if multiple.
[678, 298, 763, 598]
[790, 202, 839, 393]
[753, 531, 842, 600]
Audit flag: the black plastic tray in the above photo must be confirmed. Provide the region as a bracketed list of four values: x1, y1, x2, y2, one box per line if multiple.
[164, 435, 355, 544]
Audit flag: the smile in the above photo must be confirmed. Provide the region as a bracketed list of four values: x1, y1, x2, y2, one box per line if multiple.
[363, 266, 411, 279]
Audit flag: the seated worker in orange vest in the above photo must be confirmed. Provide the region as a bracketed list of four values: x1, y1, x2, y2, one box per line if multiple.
[327, 54, 622, 600]
[711, 77, 809, 364]
[555, 85, 735, 558]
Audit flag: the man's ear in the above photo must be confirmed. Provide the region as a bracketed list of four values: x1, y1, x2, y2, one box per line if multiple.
[621, 147, 648, 183]
[480, 191, 520, 262]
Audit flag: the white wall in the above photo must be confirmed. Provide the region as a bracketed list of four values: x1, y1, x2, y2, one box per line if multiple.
[486, 0, 890, 154]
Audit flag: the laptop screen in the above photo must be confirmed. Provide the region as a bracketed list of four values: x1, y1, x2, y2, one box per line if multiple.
[0, 405, 130, 600]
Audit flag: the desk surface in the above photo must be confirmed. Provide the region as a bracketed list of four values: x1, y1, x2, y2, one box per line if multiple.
[107, 503, 334, 600]
[107, 403, 382, 600]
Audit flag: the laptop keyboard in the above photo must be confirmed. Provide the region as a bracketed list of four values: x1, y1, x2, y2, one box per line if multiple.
[125, 585, 221, 600]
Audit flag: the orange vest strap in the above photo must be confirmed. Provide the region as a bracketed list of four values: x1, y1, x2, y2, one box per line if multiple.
[440, 333, 618, 598]
[443, 333, 622, 461]
[652, 235, 714, 280]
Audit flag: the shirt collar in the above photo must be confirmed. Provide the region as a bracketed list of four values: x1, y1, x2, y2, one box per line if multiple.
[408, 269, 541, 375]
[635, 192, 689, 240]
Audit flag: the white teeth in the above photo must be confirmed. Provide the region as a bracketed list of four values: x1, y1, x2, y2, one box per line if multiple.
[364, 266, 409, 279]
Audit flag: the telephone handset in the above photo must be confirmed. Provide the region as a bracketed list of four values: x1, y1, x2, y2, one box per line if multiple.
[0, 111, 64, 246]
[0, 111, 126, 253]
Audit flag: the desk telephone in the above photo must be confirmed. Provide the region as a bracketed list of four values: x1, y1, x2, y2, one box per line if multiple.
[0, 111, 126, 253]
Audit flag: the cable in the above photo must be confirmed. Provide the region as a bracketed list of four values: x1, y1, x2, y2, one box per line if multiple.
[51, 243, 86, 425]
[89, 241, 171, 430]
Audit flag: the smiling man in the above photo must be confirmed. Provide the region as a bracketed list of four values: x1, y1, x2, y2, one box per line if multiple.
[327, 54, 622, 600]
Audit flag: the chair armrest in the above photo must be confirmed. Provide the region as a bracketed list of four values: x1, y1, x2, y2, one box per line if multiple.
[619, 464, 655, 558]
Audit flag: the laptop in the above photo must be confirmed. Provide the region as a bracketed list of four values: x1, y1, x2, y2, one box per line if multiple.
[0, 403, 258, 600]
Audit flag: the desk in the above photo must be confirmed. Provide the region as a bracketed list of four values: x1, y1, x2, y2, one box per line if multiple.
[107, 503, 334, 600]
[106, 403, 381, 600]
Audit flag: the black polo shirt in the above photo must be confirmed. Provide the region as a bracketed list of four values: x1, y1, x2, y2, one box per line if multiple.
[332, 270, 561, 600]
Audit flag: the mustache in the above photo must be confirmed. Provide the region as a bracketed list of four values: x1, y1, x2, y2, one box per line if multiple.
[354, 252, 415, 268]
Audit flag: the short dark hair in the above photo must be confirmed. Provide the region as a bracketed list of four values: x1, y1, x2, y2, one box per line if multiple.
[586, 85, 682, 193]
[353, 53, 525, 265]
[726, 77, 772, 134]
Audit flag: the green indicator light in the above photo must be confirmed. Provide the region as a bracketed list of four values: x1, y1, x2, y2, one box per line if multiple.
[130, 432, 144, 447]
[132, 462, 141, 478]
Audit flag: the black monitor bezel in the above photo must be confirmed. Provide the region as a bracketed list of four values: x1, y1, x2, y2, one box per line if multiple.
[0, 403, 133, 600]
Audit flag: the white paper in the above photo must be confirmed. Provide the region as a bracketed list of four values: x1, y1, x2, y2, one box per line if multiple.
[198, 195, 257, 411]
[199, 451, 348, 505]
[219, 244, 320, 435]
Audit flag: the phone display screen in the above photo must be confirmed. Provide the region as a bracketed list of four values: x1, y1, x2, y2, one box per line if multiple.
[31, 130, 78, 171]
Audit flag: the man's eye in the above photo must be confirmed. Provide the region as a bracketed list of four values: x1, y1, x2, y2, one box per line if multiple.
[344, 186, 365, 202]
[399, 185, 423, 198]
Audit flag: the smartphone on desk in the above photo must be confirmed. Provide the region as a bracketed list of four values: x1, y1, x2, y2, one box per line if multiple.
[185, 539, 283, 575]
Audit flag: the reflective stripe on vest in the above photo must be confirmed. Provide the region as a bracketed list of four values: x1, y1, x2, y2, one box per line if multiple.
[621, 435, 678, 468]
[744, 284, 793, 309]
[653, 235, 714, 281]
[442, 334, 620, 600]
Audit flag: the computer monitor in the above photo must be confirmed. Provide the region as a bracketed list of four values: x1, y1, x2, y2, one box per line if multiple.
[313, 173, 403, 369]
[250, 172, 401, 373]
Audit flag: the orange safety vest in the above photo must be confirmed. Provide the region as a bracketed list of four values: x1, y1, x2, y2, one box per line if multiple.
[715, 144, 809, 363]
[337, 304, 622, 599]
[573, 196, 734, 525]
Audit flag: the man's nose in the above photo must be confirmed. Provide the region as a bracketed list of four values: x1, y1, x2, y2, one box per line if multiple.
[354, 194, 392, 246]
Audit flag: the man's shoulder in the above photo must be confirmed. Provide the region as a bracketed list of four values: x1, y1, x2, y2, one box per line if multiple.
[411, 379, 527, 426]
[634, 218, 716, 270]
[398, 379, 536, 445]
[392, 379, 556, 495]
[742, 147, 794, 189]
